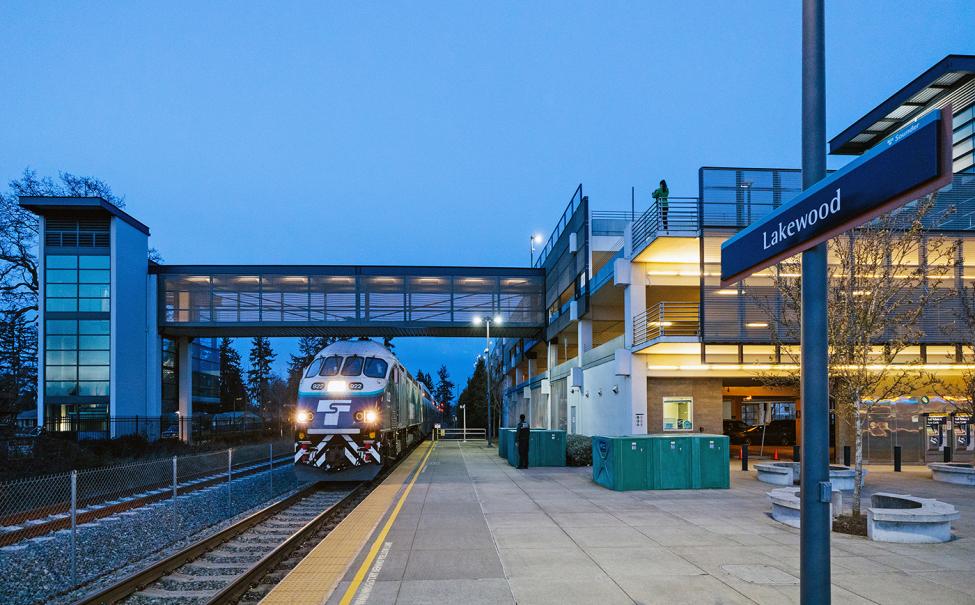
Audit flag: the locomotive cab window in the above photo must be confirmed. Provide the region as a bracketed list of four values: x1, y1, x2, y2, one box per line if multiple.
[364, 357, 389, 379]
[319, 356, 343, 376]
[341, 355, 364, 376]
[305, 358, 324, 377]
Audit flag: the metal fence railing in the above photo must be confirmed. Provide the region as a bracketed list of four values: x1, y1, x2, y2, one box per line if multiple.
[630, 198, 699, 257]
[436, 428, 487, 441]
[633, 302, 700, 347]
[30, 415, 291, 444]
[0, 440, 298, 604]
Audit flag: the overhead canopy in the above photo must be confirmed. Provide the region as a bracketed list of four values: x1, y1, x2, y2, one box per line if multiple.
[830, 54, 975, 156]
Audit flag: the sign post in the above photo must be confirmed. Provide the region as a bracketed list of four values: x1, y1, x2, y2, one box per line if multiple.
[800, 3, 830, 602]
[720, 3, 951, 602]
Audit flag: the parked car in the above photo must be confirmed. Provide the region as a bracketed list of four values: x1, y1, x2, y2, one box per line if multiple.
[742, 419, 797, 446]
[723, 419, 752, 444]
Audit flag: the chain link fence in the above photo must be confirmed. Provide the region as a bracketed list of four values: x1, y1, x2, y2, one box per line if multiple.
[0, 439, 300, 605]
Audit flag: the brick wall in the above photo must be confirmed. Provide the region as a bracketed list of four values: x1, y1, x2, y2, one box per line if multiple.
[646, 377, 723, 435]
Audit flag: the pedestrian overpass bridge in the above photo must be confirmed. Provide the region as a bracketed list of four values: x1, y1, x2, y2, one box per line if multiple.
[155, 264, 546, 338]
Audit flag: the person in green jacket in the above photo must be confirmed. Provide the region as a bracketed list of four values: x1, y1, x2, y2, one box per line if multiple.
[652, 179, 669, 230]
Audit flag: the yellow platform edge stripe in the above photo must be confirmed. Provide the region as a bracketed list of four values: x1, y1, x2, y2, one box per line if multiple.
[259, 442, 434, 605]
[338, 442, 435, 604]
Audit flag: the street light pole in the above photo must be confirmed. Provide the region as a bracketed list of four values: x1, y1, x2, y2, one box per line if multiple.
[474, 315, 502, 446]
[461, 404, 467, 442]
[486, 318, 492, 446]
[530, 234, 542, 267]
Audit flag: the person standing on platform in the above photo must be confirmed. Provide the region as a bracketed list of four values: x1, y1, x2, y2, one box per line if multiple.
[652, 179, 670, 230]
[516, 414, 530, 469]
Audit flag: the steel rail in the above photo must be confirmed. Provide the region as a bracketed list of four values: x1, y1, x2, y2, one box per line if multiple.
[71, 480, 355, 605]
[206, 439, 427, 604]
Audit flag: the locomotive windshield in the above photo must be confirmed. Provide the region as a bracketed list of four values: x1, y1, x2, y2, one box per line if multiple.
[341, 355, 364, 376]
[364, 357, 389, 378]
[319, 356, 342, 376]
[304, 358, 324, 377]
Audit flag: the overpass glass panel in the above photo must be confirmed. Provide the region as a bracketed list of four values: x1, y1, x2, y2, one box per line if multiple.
[156, 266, 545, 337]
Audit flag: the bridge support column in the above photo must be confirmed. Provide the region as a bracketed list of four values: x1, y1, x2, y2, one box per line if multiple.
[177, 337, 193, 444]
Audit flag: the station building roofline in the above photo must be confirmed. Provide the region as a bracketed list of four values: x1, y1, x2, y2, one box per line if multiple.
[19, 195, 151, 236]
[829, 54, 975, 156]
[150, 264, 545, 276]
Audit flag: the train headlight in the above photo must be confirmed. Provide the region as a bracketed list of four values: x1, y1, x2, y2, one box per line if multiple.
[365, 410, 378, 423]
[296, 410, 313, 423]
[326, 380, 348, 393]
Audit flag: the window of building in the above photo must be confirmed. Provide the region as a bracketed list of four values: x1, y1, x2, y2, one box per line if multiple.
[364, 357, 389, 379]
[45, 318, 110, 397]
[341, 355, 364, 376]
[45, 254, 110, 314]
[319, 356, 342, 376]
[662, 396, 693, 431]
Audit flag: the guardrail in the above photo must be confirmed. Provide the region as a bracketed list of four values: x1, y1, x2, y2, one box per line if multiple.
[633, 302, 700, 347]
[631, 198, 699, 257]
[437, 428, 487, 441]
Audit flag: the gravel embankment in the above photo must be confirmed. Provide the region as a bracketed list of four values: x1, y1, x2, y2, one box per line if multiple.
[0, 466, 303, 605]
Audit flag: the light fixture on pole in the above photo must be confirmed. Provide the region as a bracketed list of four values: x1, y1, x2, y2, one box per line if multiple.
[530, 233, 543, 266]
[460, 404, 467, 442]
[473, 314, 502, 445]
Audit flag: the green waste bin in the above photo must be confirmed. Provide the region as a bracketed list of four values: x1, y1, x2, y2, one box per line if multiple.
[498, 428, 515, 458]
[507, 429, 567, 468]
[691, 434, 730, 488]
[591, 435, 653, 491]
[649, 435, 693, 489]
[532, 429, 566, 466]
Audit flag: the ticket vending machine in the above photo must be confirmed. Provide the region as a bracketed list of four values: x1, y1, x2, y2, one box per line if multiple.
[953, 414, 973, 460]
[924, 414, 949, 462]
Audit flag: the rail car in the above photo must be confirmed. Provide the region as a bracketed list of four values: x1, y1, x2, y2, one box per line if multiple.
[293, 340, 437, 476]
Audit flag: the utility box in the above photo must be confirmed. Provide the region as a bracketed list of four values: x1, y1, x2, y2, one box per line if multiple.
[592, 435, 653, 491]
[691, 434, 730, 488]
[498, 428, 515, 458]
[591, 434, 730, 491]
[650, 435, 693, 489]
[506, 429, 567, 468]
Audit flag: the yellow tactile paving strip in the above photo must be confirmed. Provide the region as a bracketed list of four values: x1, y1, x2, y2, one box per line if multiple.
[260, 441, 433, 605]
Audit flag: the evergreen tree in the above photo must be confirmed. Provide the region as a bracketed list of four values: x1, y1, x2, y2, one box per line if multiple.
[247, 337, 277, 415]
[433, 365, 455, 425]
[415, 370, 434, 393]
[218, 337, 247, 412]
[286, 336, 332, 394]
[0, 312, 37, 423]
[457, 358, 488, 429]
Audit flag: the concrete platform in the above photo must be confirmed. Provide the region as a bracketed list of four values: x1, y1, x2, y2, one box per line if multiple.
[319, 442, 975, 604]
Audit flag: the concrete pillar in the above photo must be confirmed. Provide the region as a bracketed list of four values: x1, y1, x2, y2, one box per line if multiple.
[630, 359, 648, 434]
[623, 262, 647, 349]
[547, 340, 558, 371]
[177, 337, 193, 443]
[577, 319, 593, 361]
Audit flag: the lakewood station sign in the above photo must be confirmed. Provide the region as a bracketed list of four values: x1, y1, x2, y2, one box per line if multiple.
[721, 106, 954, 286]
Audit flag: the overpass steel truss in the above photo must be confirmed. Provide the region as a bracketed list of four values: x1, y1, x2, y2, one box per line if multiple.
[154, 264, 546, 338]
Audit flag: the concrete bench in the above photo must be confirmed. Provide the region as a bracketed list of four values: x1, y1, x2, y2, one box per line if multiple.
[755, 462, 795, 486]
[928, 463, 975, 486]
[756, 462, 865, 491]
[767, 487, 836, 529]
[867, 493, 959, 543]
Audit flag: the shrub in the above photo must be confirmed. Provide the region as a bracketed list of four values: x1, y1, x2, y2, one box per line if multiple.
[566, 434, 592, 467]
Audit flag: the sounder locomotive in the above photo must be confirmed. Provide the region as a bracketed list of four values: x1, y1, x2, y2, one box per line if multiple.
[294, 340, 436, 474]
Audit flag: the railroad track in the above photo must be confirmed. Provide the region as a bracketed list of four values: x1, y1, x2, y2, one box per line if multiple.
[73, 441, 423, 605]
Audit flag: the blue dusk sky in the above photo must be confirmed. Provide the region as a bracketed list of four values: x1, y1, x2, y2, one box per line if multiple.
[3, 2, 974, 393]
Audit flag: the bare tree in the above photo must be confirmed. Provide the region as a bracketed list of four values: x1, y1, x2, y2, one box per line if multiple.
[759, 196, 955, 518]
